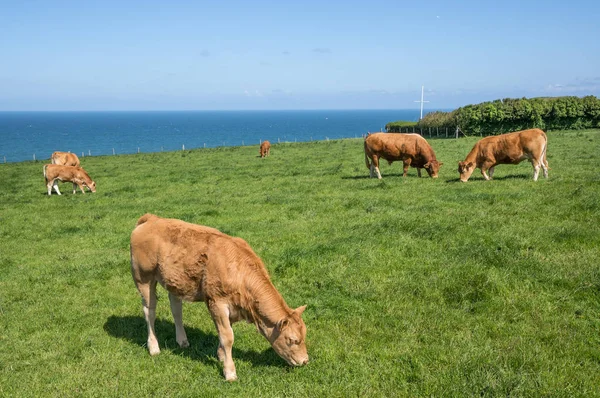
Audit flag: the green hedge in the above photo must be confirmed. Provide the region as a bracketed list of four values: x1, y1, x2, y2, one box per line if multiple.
[389, 96, 600, 136]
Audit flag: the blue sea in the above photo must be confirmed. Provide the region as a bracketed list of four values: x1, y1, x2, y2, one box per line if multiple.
[0, 110, 432, 163]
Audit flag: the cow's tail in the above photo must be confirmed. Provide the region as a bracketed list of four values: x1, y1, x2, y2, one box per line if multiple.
[364, 139, 372, 169]
[43, 164, 48, 183]
[540, 130, 549, 170]
[136, 213, 158, 227]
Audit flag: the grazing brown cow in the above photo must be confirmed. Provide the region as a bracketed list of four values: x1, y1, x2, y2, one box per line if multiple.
[51, 151, 80, 167]
[364, 132, 443, 179]
[43, 164, 96, 195]
[130, 214, 308, 381]
[457, 128, 548, 182]
[259, 140, 271, 158]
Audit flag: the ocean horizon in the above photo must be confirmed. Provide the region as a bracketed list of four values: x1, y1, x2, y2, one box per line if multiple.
[0, 109, 441, 163]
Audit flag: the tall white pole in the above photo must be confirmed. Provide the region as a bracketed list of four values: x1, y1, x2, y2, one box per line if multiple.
[414, 85, 430, 120]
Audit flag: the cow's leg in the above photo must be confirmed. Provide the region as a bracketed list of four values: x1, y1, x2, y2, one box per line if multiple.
[417, 168, 422, 178]
[168, 293, 189, 348]
[47, 180, 53, 196]
[480, 162, 492, 180]
[372, 155, 382, 179]
[532, 162, 540, 181]
[72, 182, 78, 194]
[369, 163, 375, 178]
[208, 300, 237, 381]
[78, 183, 86, 194]
[137, 281, 160, 356]
[488, 167, 495, 179]
[53, 180, 62, 195]
[402, 159, 411, 177]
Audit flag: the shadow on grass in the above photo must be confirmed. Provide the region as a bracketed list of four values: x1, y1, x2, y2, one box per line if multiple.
[104, 315, 286, 371]
[445, 173, 531, 183]
[342, 173, 411, 180]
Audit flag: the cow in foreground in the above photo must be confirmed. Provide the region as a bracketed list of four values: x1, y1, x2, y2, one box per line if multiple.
[364, 132, 443, 179]
[43, 164, 96, 195]
[457, 128, 548, 182]
[51, 151, 80, 167]
[260, 140, 271, 158]
[130, 214, 308, 381]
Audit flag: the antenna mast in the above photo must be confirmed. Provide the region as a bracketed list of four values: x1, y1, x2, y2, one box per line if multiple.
[414, 85, 430, 120]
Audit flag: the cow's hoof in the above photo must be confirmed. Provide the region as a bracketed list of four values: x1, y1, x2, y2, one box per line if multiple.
[224, 371, 238, 382]
[178, 339, 190, 348]
[148, 343, 160, 356]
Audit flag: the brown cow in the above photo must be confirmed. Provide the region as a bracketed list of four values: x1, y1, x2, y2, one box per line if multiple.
[51, 151, 80, 167]
[457, 128, 548, 182]
[130, 214, 308, 381]
[364, 132, 443, 179]
[260, 140, 271, 158]
[43, 164, 96, 195]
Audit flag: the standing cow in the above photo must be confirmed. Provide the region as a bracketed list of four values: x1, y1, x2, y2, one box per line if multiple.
[43, 164, 96, 195]
[130, 214, 308, 381]
[51, 151, 80, 167]
[457, 128, 548, 182]
[260, 141, 271, 158]
[364, 133, 443, 179]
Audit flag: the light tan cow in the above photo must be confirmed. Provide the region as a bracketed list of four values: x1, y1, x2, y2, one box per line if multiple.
[457, 128, 549, 182]
[130, 214, 308, 381]
[364, 132, 443, 179]
[260, 140, 271, 158]
[51, 151, 80, 167]
[43, 164, 96, 195]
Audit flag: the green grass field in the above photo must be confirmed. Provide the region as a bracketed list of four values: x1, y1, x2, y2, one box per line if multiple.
[1, 129, 599, 397]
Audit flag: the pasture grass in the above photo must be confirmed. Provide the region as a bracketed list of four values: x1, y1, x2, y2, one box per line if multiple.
[1, 129, 599, 397]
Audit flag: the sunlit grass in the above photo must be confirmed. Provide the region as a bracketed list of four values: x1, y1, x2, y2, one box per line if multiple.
[1, 130, 599, 396]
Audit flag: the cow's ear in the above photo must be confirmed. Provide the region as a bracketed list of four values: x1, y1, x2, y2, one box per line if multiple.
[277, 318, 289, 331]
[467, 162, 474, 168]
[439, 162, 444, 166]
[294, 305, 307, 316]
[424, 162, 431, 169]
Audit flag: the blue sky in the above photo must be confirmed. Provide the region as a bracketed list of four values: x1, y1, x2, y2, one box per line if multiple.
[1, 0, 599, 110]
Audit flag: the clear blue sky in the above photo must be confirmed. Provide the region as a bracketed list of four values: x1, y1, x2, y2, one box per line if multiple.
[1, 0, 599, 111]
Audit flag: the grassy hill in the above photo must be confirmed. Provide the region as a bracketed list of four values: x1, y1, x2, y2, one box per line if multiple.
[1, 129, 599, 396]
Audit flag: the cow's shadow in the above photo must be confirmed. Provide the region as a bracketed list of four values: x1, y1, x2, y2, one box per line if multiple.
[446, 173, 531, 183]
[103, 315, 286, 371]
[342, 173, 412, 180]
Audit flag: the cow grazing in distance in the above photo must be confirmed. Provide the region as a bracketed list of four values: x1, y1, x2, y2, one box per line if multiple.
[260, 140, 271, 158]
[130, 214, 309, 381]
[43, 164, 96, 195]
[364, 132, 443, 179]
[51, 151, 80, 167]
[457, 128, 549, 182]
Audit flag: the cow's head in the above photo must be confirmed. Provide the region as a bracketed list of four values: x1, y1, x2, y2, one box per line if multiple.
[424, 160, 443, 178]
[86, 181, 97, 193]
[269, 305, 309, 367]
[458, 161, 475, 182]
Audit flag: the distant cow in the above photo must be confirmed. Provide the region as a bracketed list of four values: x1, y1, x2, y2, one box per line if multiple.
[457, 128, 548, 182]
[260, 141, 271, 158]
[130, 214, 309, 381]
[43, 164, 96, 195]
[51, 151, 80, 167]
[364, 132, 443, 179]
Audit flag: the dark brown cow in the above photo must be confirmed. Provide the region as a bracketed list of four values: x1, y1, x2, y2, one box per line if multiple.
[43, 164, 96, 195]
[457, 128, 548, 182]
[260, 141, 271, 158]
[364, 132, 443, 179]
[130, 214, 308, 381]
[51, 151, 80, 167]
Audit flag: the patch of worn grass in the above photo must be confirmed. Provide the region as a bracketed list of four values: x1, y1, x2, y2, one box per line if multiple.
[1, 130, 599, 396]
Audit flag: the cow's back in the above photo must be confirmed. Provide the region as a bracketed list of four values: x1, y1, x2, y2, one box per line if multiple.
[477, 129, 546, 162]
[365, 133, 433, 161]
[130, 214, 261, 302]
